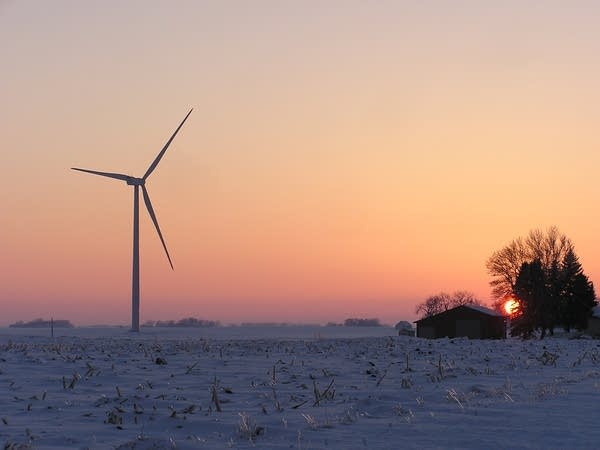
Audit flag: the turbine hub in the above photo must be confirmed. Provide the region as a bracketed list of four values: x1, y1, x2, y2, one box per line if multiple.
[127, 178, 145, 186]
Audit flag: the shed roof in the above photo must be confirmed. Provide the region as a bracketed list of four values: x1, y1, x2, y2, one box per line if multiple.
[414, 303, 503, 322]
[463, 304, 503, 317]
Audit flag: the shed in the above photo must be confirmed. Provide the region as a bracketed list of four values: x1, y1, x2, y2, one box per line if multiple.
[414, 304, 505, 339]
[395, 320, 415, 336]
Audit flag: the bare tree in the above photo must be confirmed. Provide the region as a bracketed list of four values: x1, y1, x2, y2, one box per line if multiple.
[486, 237, 529, 304]
[526, 227, 572, 271]
[486, 226, 574, 308]
[415, 291, 482, 318]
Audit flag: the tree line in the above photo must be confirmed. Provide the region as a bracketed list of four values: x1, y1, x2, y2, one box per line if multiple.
[415, 291, 482, 318]
[143, 318, 221, 328]
[487, 227, 596, 338]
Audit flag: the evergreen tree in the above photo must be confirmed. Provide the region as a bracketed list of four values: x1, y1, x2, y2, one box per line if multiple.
[560, 249, 596, 331]
[543, 260, 561, 336]
[572, 273, 596, 330]
[560, 249, 580, 331]
[513, 259, 548, 338]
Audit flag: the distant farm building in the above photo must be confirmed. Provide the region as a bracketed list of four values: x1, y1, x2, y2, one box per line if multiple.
[395, 320, 415, 336]
[414, 304, 505, 339]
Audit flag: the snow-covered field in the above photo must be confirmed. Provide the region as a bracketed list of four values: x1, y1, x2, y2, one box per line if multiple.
[2, 327, 600, 449]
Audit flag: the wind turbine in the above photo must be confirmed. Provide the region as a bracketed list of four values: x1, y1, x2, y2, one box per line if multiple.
[72, 109, 192, 331]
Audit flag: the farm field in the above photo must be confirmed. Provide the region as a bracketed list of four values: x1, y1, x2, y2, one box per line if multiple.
[1, 327, 600, 449]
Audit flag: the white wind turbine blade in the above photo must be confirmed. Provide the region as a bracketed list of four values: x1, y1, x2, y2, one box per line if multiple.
[141, 185, 174, 270]
[71, 168, 132, 182]
[143, 109, 193, 180]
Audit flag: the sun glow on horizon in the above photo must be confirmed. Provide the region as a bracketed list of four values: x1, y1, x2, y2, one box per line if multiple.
[504, 299, 519, 316]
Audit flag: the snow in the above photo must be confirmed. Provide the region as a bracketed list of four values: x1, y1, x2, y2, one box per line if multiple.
[463, 304, 503, 317]
[1, 326, 600, 449]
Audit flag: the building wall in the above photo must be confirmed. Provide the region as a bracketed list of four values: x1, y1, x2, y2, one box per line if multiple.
[416, 306, 505, 339]
[587, 317, 600, 337]
[456, 319, 481, 339]
[418, 326, 435, 339]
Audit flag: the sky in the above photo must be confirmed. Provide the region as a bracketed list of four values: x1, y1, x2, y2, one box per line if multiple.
[2, 1, 600, 326]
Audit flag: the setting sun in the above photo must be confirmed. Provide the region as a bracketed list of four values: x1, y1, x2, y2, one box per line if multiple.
[504, 299, 519, 315]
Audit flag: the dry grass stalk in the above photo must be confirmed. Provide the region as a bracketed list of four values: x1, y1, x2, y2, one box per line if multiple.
[271, 386, 283, 412]
[185, 361, 199, 374]
[376, 363, 392, 387]
[238, 412, 263, 441]
[211, 378, 222, 412]
[291, 399, 308, 409]
[312, 378, 335, 406]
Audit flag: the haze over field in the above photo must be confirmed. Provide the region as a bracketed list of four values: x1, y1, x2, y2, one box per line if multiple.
[2, 2, 600, 326]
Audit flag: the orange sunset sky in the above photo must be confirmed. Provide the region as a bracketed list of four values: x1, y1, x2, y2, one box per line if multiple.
[2, 2, 600, 326]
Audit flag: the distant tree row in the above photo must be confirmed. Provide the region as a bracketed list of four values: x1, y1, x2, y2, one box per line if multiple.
[415, 291, 482, 318]
[343, 318, 382, 327]
[10, 318, 74, 328]
[487, 227, 597, 338]
[143, 317, 220, 328]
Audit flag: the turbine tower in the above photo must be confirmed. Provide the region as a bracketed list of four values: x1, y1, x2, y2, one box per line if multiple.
[72, 109, 192, 331]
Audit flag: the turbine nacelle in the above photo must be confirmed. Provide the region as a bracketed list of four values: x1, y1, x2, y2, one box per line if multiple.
[127, 178, 145, 186]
